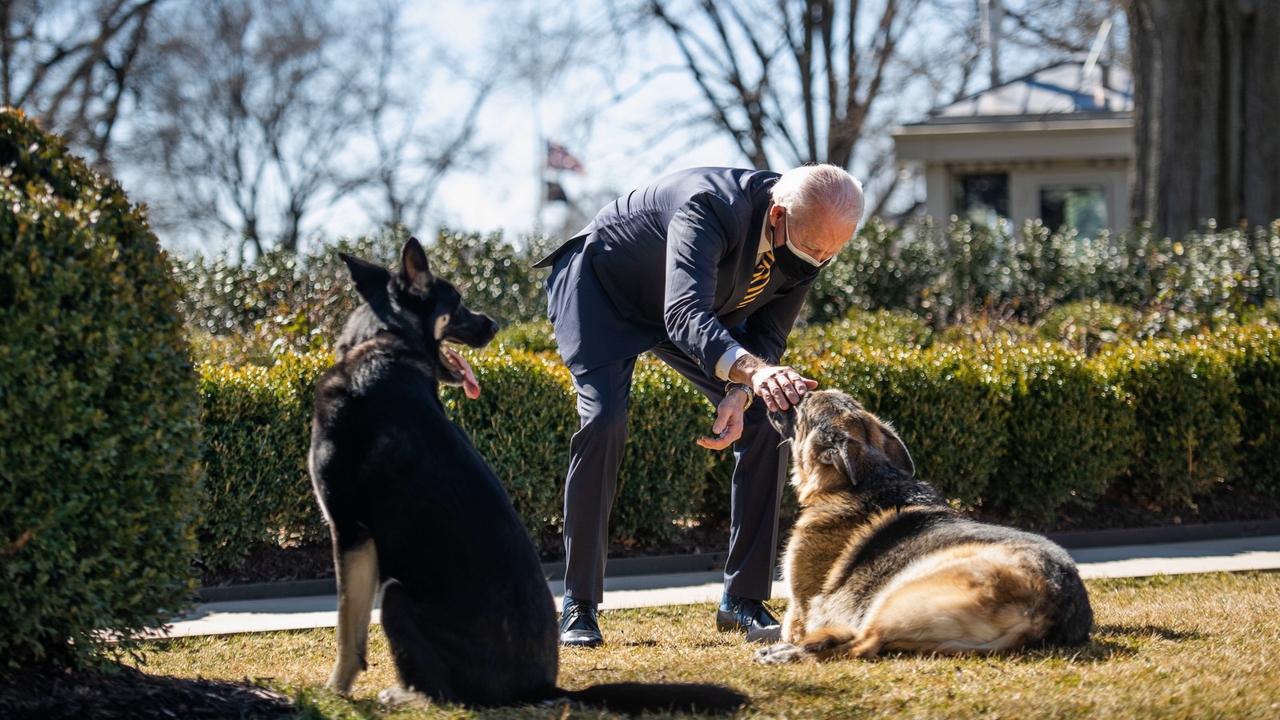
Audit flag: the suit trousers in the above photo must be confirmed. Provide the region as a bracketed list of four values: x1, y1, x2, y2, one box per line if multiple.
[562, 341, 788, 604]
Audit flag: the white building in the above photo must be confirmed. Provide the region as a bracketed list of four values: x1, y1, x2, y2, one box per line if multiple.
[892, 59, 1134, 238]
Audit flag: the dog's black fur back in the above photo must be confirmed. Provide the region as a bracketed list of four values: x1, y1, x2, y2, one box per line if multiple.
[308, 239, 746, 712]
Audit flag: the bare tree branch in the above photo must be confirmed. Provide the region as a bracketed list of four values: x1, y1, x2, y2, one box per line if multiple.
[128, 0, 372, 255]
[1, 0, 162, 169]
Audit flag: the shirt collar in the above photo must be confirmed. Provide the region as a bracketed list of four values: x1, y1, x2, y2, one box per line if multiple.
[757, 202, 774, 257]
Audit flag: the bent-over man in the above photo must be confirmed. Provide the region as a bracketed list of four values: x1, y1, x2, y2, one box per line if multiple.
[534, 164, 864, 647]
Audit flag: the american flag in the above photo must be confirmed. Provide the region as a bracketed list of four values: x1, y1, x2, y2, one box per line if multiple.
[546, 141, 585, 174]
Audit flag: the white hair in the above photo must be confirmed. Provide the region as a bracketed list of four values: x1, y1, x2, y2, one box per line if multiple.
[770, 164, 864, 228]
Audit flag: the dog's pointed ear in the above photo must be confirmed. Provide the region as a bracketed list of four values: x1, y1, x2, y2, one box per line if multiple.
[340, 253, 392, 305]
[880, 424, 916, 479]
[399, 237, 433, 290]
[816, 430, 857, 485]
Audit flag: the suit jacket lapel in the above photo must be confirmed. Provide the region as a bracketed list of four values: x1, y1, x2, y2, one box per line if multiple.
[719, 177, 777, 315]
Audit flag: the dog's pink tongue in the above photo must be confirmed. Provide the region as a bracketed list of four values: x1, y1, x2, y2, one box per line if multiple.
[462, 372, 480, 399]
[444, 346, 481, 399]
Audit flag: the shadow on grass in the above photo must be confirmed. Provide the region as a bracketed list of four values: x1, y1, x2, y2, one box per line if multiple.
[983, 622, 1204, 665]
[289, 685, 742, 720]
[1092, 623, 1202, 642]
[840, 622, 1198, 667]
[0, 665, 295, 720]
[617, 638, 660, 648]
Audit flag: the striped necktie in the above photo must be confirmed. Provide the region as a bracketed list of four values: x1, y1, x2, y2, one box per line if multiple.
[735, 250, 774, 309]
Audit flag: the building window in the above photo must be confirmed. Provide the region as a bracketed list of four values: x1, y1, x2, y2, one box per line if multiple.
[953, 173, 1009, 227]
[1040, 185, 1107, 239]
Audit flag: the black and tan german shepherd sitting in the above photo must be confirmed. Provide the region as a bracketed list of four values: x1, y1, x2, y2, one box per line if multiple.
[308, 238, 746, 713]
[756, 390, 1092, 664]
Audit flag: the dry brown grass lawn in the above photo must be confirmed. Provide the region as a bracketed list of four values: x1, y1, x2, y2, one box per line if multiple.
[138, 571, 1280, 718]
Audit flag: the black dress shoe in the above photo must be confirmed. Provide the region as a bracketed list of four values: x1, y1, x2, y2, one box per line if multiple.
[560, 597, 603, 647]
[716, 593, 781, 643]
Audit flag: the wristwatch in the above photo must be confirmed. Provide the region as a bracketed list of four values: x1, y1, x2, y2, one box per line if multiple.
[725, 382, 753, 410]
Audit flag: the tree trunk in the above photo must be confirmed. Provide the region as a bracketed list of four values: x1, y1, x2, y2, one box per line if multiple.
[1129, 0, 1280, 239]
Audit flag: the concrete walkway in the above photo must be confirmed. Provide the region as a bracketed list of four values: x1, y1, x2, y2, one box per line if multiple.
[152, 535, 1280, 639]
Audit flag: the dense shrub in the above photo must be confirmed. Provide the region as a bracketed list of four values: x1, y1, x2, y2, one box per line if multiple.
[791, 308, 933, 357]
[987, 344, 1135, 521]
[1225, 326, 1280, 495]
[425, 229, 556, 326]
[810, 218, 1280, 330]
[803, 217, 947, 323]
[460, 352, 711, 545]
[0, 110, 202, 668]
[179, 227, 555, 365]
[1036, 301, 1143, 355]
[1100, 339, 1241, 506]
[180, 214, 1280, 373]
[492, 319, 559, 354]
[802, 344, 1010, 507]
[196, 353, 329, 569]
[452, 352, 715, 545]
[198, 350, 721, 560]
[192, 323, 1280, 568]
[611, 357, 714, 544]
[179, 235, 390, 365]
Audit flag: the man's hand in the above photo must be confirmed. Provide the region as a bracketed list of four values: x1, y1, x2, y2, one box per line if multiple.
[729, 354, 818, 412]
[697, 388, 749, 450]
[748, 365, 817, 411]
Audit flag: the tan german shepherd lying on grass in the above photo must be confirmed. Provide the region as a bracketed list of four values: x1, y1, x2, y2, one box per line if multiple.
[756, 390, 1092, 664]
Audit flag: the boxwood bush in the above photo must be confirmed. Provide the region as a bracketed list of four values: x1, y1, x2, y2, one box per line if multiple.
[0, 110, 202, 668]
[988, 343, 1135, 521]
[197, 352, 329, 569]
[197, 350, 722, 567]
[192, 325, 1280, 569]
[1100, 339, 1241, 506]
[802, 343, 1010, 507]
[1224, 326, 1280, 495]
[793, 340, 1003, 504]
[611, 356, 713, 544]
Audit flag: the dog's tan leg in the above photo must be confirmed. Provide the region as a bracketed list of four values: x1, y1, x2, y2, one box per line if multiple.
[845, 630, 885, 659]
[800, 625, 868, 661]
[782, 601, 808, 644]
[327, 539, 380, 693]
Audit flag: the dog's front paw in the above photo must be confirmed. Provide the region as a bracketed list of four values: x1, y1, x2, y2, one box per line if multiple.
[754, 642, 806, 665]
[326, 663, 360, 695]
[377, 686, 428, 708]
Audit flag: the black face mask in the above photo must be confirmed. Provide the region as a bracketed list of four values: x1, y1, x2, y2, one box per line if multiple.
[772, 241, 828, 281]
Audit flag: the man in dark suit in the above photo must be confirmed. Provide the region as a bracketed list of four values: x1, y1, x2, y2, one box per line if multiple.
[534, 164, 863, 647]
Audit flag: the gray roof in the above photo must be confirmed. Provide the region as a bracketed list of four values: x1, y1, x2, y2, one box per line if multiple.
[916, 58, 1133, 125]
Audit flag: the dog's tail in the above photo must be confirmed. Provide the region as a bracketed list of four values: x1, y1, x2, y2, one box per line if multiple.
[529, 682, 747, 715]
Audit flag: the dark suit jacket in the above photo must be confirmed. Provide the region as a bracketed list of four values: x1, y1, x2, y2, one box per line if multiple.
[535, 167, 816, 378]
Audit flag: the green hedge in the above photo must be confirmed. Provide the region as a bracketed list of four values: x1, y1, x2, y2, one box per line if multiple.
[1224, 326, 1280, 495]
[1100, 339, 1241, 506]
[197, 353, 329, 569]
[197, 351, 722, 568]
[988, 344, 1134, 521]
[193, 326, 1280, 568]
[0, 110, 202, 668]
[451, 352, 717, 545]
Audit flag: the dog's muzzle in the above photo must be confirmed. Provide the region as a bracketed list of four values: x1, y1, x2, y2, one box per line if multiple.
[767, 404, 798, 440]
